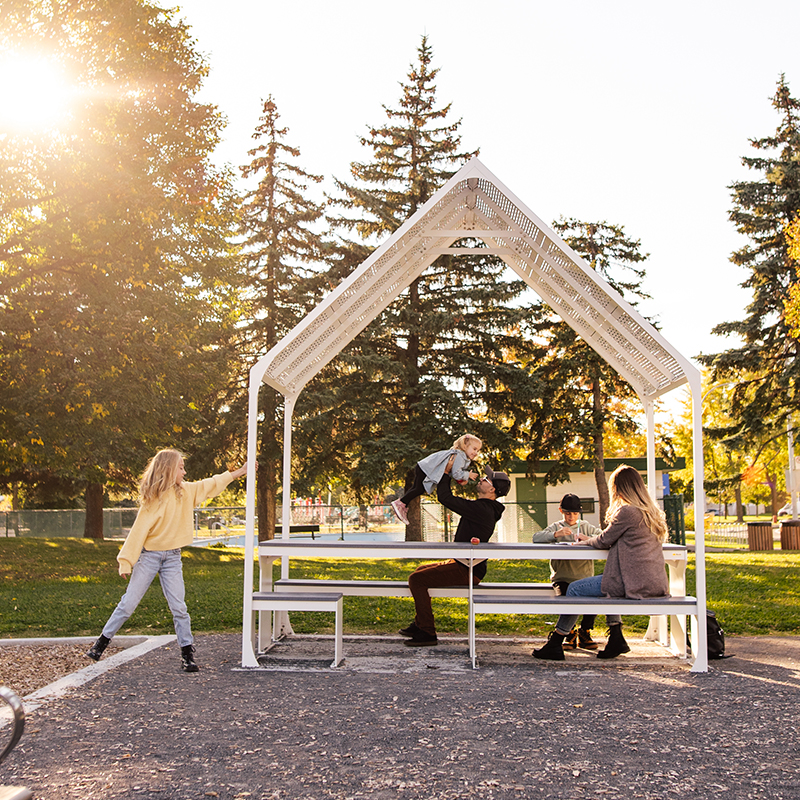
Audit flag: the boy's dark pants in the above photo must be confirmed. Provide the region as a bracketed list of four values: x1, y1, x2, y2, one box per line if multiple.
[409, 559, 480, 636]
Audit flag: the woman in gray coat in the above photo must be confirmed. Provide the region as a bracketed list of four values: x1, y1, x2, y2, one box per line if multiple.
[533, 464, 669, 661]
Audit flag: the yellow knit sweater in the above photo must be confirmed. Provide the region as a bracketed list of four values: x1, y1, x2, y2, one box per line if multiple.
[117, 472, 234, 575]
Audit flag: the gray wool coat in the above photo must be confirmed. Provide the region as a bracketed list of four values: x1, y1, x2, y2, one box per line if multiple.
[587, 505, 669, 599]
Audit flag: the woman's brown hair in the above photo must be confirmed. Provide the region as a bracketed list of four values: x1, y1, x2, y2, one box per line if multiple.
[606, 464, 668, 542]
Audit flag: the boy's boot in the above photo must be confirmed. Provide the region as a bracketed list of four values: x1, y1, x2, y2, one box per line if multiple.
[86, 634, 111, 661]
[532, 630, 566, 661]
[181, 644, 199, 673]
[597, 624, 631, 659]
[563, 628, 579, 650]
[578, 627, 599, 650]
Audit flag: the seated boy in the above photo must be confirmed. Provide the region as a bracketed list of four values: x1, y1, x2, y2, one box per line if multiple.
[532, 493, 601, 650]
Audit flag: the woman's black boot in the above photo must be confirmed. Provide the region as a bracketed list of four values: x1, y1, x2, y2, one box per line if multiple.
[597, 623, 631, 659]
[532, 630, 566, 661]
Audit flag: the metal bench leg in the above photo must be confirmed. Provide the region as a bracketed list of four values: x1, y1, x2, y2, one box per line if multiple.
[331, 596, 344, 667]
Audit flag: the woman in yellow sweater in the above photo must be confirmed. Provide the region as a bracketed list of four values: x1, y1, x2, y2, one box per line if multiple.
[86, 448, 249, 672]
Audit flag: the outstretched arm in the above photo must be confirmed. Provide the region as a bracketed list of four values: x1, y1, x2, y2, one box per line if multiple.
[229, 461, 253, 481]
[436, 473, 474, 517]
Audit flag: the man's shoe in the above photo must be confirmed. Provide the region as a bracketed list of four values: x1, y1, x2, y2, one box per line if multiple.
[181, 644, 199, 672]
[563, 629, 578, 650]
[87, 634, 111, 661]
[391, 499, 409, 525]
[597, 625, 631, 659]
[399, 622, 421, 638]
[578, 628, 599, 650]
[532, 630, 566, 661]
[403, 629, 438, 647]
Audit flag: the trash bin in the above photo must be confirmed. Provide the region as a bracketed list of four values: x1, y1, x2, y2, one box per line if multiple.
[780, 520, 800, 550]
[746, 521, 774, 551]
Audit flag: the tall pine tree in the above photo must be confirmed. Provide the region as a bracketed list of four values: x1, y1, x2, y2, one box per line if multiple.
[298, 36, 542, 537]
[237, 96, 327, 539]
[700, 76, 800, 488]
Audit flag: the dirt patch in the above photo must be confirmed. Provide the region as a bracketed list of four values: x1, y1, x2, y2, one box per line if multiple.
[0, 643, 121, 697]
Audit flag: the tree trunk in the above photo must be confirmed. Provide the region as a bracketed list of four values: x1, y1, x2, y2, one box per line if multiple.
[257, 459, 277, 542]
[257, 387, 281, 542]
[735, 484, 744, 522]
[767, 468, 779, 523]
[84, 482, 104, 540]
[405, 496, 423, 541]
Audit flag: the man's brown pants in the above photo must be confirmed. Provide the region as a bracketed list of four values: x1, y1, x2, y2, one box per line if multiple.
[408, 559, 480, 636]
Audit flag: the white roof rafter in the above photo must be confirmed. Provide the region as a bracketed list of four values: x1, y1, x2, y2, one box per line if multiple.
[252, 157, 695, 402]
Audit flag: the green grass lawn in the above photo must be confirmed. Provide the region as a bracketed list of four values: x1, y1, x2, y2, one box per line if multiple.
[1, 538, 799, 639]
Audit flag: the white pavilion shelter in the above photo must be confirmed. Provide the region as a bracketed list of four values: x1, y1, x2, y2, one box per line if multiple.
[241, 157, 708, 671]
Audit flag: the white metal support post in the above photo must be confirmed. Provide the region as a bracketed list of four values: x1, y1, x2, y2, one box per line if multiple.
[272, 396, 297, 638]
[644, 397, 656, 498]
[241, 366, 262, 667]
[642, 397, 666, 644]
[689, 371, 708, 672]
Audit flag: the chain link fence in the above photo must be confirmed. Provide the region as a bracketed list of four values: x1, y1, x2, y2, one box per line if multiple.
[1, 497, 687, 545]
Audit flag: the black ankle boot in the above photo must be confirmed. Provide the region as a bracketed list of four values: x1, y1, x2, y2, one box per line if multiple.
[87, 634, 111, 661]
[597, 624, 631, 659]
[181, 644, 199, 673]
[532, 630, 566, 661]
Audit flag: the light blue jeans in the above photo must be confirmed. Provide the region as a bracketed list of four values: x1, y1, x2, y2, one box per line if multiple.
[102, 548, 193, 647]
[555, 575, 621, 634]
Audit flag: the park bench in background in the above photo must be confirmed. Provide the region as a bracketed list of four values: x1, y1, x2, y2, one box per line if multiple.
[273, 524, 321, 539]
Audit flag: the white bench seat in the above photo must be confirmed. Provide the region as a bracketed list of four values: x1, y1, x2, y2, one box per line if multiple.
[252, 592, 344, 667]
[469, 595, 699, 668]
[272, 578, 556, 598]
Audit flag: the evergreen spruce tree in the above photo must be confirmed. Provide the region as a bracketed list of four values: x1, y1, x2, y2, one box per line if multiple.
[527, 219, 653, 522]
[300, 36, 541, 538]
[700, 76, 800, 480]
[237, 96, 327, 540]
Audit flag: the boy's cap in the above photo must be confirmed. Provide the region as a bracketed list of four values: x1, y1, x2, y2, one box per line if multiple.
[560, 493, 582, 512]
[484, 465, 511, 498]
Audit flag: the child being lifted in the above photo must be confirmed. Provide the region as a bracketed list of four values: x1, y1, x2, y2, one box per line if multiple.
[391, 434, 482, 524]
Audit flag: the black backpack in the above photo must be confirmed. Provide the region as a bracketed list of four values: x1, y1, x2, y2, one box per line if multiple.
[706, 609, 731, 660]
[687, 609, 731, 660]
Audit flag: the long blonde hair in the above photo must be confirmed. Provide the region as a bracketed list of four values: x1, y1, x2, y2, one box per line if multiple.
[606, 464, 668, 542]
[452, 433, 482, 453]
[139, 449, 186, 506]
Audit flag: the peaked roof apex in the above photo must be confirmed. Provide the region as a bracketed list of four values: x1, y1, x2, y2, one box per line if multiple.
[253, 157, 698, 403]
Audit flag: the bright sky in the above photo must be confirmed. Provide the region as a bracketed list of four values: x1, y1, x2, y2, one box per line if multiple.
[178, 0, 800, 395]
[13, 1, 800, 412]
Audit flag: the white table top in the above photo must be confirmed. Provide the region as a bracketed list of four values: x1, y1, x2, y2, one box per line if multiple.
[258, 539, 689, 562]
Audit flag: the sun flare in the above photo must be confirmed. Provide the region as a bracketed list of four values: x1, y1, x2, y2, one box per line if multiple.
[0, 51, 74, 131]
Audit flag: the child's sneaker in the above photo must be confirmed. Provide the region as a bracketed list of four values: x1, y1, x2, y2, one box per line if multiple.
[181, 644, 199, 673]
[391, 499, 409, 524]
[86, 634, 111, 661]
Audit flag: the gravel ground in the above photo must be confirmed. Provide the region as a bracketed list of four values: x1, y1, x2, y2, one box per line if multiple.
[1, 633, 799, 799]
